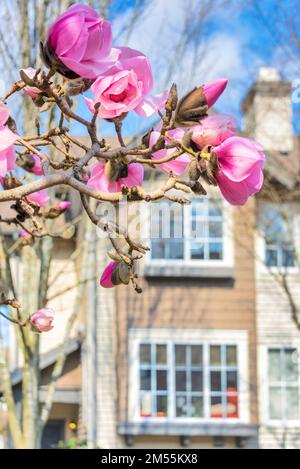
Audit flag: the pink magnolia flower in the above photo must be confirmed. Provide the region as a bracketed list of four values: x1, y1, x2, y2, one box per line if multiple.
[203, 79, 228, 108]
[29, 154, 44, 176]
[30, 308, 54, 333]
[100, 261, 117, 288]
[85, 47, 167, 119]
[20, 230, 31, 239]
[57, 201, 72, 210]
[26, 190, 50, 208]
[212, 137, 265, 205]
[0, 103, 18, 178]
[47, 4, 119, 80]
[149, 128, 190, 176]
[87, 162, 144, 193]
[21, 68, 42, 99]
[192, 114, 237, 148]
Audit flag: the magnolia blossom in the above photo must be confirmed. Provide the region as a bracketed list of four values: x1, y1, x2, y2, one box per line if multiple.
[0, 103, 18, 178]
[26, 190, 50, 207]
[22, 68, 42, 99]
[212, 137, 265, 205]
[100, 261, 118, 288]
[29, 154, 44, 176]
[20, 230, 31, 239]
[57, 201, 72, 210]
[87, 161, 144, 193]
[149, 128, 190, 176]
[30, 308, 54, 333]
[85, 47, 167, 119]
[47, 4, 119, 79]
[202, 79, 228, 108]
[192, 114, 237, 148]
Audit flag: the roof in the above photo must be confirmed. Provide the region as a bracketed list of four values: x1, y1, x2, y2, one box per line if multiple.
[265, 136, 300, 189]
[8, 335, 82, 388]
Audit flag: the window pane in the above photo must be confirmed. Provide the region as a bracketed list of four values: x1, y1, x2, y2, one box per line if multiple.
[191, 371, 203, 392]
[210, 345, 221, 366]
[269, 387, 283, 420]
[151, 240, 184, 260]
[192, 199, 205, 217]
[209, 202, 222, 217]
[227, 371, 238, 391]
[191, 397, 203, 417]
[175, 345, 186, 365]
[191, 219, 206, 238]
[210, 371, 222, 392]
[286, 387, 299, 420]
[266, 248, 278, 267]
[156, 396, 168, 417]
[209, 242, 223, 260]
[140, 391, 152, 417]
[176, 371, 187, 392]
[282, 247, 295, 267]
[191, 242, 205, 260]
[176, 395, 188, 417]
[209, 221, 223, 238]
[151, 240, 165, 259]
[140, 344, 151, 365]
[210, 396, 223, 418]
[226, 346, 237, 366]
[191, 345, 203, 366]
[268, 349, 281, 382]
[140, 370, 151, 391]
[227, 394, 239, 418]
[156, 370, 167, 391]
[285, 349, 298, 382]
[156, 345, 167, 365]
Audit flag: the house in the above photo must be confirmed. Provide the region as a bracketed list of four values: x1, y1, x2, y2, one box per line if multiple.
[0, 203, 83, 448]
[1, 67, 299, 449]
[243, 68, 300, 449]
[80, 67, 300, 450]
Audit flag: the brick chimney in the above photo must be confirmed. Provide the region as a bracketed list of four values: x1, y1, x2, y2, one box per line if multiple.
[242, 67, 293, 153]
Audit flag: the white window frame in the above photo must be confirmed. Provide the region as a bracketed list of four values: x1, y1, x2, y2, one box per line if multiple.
[144, 198, 234, 269]
[128, 329, 249, 425]
[262, 345, 300, 427]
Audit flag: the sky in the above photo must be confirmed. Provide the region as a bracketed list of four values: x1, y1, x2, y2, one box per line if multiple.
[77, 0, 299, 137]
[1, 0, 299, 136]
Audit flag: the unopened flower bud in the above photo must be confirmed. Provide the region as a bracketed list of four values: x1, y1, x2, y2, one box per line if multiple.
[165, 83, 178, 112]
[30, 308, 54, 333]
[175, 87, 208, 127]
[188, 159, 201, 182]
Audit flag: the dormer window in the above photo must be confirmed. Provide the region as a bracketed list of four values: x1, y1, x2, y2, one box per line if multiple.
[259, 205, 296, 269]
[147, 198, 233, 274]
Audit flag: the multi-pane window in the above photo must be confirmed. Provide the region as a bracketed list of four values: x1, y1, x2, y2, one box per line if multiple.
[260, 206, 296, 268]
[209, 345, 239, 418]
[138, 342, 239, 420]
[268, 348, 300, 421]
[139, 344, 168, 417]
[175, 345, 203, 417]
[151, 198, 224, 262]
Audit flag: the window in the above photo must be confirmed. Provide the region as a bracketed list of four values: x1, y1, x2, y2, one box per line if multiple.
[0, 307, 10, 348]
[209, 345, 239, 419]
[150, 198, 229, 264]
[268, 348, 300, 421]
[139, 344, 168, 417]
[259, 205, 296, 268]
[135, 337, 243, 421]
[175, 345, 203, 417]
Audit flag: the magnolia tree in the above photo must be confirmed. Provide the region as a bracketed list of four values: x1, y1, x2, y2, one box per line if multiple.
[0, 3, 265, 448]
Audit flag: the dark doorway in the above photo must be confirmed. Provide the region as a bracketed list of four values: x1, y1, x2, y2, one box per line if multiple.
[42, 419, 65, 449]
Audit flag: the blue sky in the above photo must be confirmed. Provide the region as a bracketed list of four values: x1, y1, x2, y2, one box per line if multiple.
[72, 0, 300, 137]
